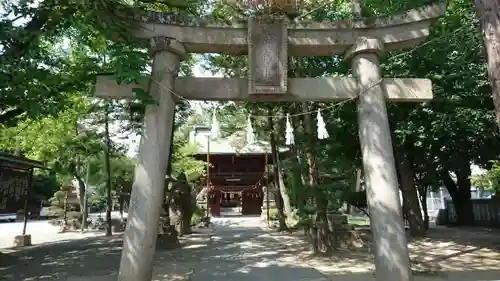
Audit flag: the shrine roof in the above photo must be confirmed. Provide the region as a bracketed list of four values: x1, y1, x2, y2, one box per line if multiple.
[0, 152, 44, 170]
[190, 126, 288, 155]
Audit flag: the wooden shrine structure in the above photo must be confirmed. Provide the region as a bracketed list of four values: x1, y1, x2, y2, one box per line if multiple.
[190, 126, 286, 216]
[94, 2, 445, 281]
[0, 152, 43, 217]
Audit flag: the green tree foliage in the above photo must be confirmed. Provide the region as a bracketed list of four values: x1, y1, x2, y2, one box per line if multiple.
[0, 95, 101, 179]
[0, 0, 211, 219]
[1, 0, 204, 127]
[471, 163, 500, 193]
[171, 135, 207, 182]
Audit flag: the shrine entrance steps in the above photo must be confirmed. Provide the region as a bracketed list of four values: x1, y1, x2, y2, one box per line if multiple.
[217, 207, 262, 217]
[219, 207, 242, 217]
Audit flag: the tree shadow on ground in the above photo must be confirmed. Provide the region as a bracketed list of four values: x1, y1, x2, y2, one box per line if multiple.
[408, 227, 500, 274]
[191, 220, 332, 281]
[0, 231, 212, 281]
[2, 217, 499, 281]
[0, 218, 287, 281]
[285, 226, 500, 281]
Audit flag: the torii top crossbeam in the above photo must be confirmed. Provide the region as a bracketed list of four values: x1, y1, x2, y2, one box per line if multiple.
[133, 3, 444, 55]
[97, 3, 444, 101]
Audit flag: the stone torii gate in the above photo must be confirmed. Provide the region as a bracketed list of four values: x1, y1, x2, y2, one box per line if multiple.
[95, 3, 444, 281]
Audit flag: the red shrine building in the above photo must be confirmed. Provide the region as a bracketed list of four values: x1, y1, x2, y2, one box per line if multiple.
[190, 126, 285, 216]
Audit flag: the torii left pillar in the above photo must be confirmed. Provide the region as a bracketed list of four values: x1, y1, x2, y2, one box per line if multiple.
[118, 37, 185, 281]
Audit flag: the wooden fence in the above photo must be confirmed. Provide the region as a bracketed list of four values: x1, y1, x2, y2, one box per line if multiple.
[445, 199, 500, 228]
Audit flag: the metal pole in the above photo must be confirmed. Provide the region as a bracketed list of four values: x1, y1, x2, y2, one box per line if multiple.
[206, 136, 211, 218]
[104, 102, 112, 236]
[22, 168, 34, 236]
[265, 153, 270, 225]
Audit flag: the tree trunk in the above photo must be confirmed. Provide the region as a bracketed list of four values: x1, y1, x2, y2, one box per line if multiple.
[396, 152, 426, 237]
[475, 0, 500, 131]
[0, 108, 26, 126]
[290, 146, 306, 211]
[162, 180, 175, 234]
[104, 103, 112, 236]
[170, 180, 193, 236]
[302, 102, 331, 253]
[119, 194, 124, 220]
[287, 57, 307, 209]
[268, 111, 288, 231]
[350, 168, 362, 215]
[179, 209, 192, 236]
[81, 162, 90, 233]
[164, 107, 177, 227]
[276, 155, 293, 222]
[289, 115, 307, 210]
[455, 166, 475, 224]
[442, 168, 475, 225]
[63, 192, 68, 227]
[418, 185, 430, 230]
[449, 188, 475, 225]
[74, 176, 86, 214]
[73, 123, 86, 220]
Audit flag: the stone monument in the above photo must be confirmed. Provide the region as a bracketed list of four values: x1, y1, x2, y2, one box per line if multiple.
[261, 184, 277, 221]
[95, 3, 445, 281]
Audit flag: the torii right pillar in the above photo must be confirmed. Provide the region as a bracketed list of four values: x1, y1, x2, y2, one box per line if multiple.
[346, 37, 412, 281]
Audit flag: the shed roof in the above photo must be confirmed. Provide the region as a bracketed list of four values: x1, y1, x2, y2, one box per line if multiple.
[0, 152, 44, 170]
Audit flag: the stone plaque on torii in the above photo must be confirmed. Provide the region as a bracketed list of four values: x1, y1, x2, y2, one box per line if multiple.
[95, 3, 445, 281]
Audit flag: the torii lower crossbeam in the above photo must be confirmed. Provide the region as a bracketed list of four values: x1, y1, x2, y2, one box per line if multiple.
[95, 76, 432, 102]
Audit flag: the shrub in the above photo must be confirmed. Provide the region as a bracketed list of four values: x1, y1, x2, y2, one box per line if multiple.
[67, 211, 82, 221]
[191, 206, 204, 226]
[267, 208, 279, 221]
[44, 206, 65, 217]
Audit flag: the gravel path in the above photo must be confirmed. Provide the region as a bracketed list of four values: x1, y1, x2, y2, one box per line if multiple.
[191, 216, 330, 281]
[1, 217, 498, 281]
[0, 220, 104, 249]
[0, 230, 211, 281]
[0, 216, 330, 281]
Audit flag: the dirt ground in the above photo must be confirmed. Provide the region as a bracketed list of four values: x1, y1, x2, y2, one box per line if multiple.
[0, 222, 499, 281]
[278, 226, 500, 280]
[0, 220, 105, 249]
[0, 230, 212, 281]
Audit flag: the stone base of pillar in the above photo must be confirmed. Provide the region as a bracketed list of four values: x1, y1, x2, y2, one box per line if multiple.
[326, 213, 349, 228]
[326, 214, 363, 249]
[14, 234, 31, 247]
[157, 218, 179, 250]
[156, 226, 179, 250]
[196, 200, 210, 218]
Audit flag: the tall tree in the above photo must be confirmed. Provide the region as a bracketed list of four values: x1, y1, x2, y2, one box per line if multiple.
[474, 0, 500, 131]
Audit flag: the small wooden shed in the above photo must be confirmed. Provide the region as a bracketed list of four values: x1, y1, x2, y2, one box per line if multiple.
[0, 151, 43, 219]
